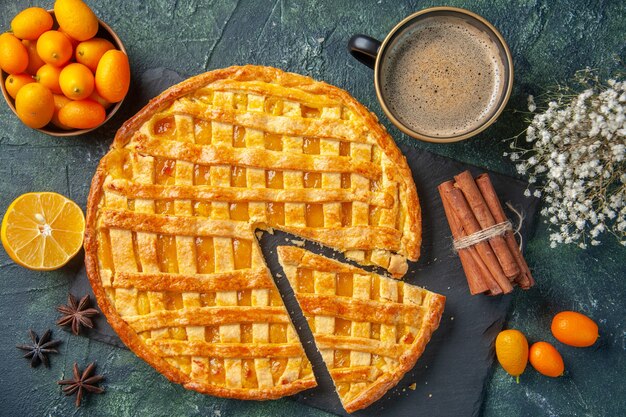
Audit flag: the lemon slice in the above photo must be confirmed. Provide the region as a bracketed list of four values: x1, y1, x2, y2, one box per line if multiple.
[1, 192, 85, 270]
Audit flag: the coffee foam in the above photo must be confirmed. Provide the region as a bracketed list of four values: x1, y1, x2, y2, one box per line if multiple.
[380, 16, 506, 137]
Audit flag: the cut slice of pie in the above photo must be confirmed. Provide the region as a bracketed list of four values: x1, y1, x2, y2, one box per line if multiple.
[84, 65, 422, 400]
[277, 246, 445, 413]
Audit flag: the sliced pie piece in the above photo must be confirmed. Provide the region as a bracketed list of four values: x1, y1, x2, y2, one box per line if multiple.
[84, 65, 421, 400]
[277, 246, 445, 413]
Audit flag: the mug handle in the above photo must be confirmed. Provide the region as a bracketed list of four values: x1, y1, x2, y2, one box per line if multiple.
[347, 34, 381, 69]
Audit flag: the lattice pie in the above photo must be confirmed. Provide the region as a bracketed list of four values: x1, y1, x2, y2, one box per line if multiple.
[277, 246, 445, 412]
[85, 66, 426, 403]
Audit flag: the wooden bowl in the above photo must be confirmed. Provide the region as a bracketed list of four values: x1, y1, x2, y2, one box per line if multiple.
[0, 11, 126, 136]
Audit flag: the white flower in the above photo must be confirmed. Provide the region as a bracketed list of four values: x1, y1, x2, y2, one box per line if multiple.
[507, 72, 626, 249]
[527, 95, 537, 112]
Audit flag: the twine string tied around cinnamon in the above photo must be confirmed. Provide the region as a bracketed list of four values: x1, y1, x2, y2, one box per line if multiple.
[452, 202, 525, 252]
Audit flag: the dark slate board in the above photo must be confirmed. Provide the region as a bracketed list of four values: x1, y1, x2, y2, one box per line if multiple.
[69, 68, 539, 417]
[71, 145, 538, 417]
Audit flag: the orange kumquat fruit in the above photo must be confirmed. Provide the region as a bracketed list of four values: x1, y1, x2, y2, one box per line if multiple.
[51, 94, 73, 130]
[4, 73, 34, 99]
[95, 49, 130, 103]
[0, 33, 29, 74]
[23, 40, 46, 75]
[15, 82, 55, 129]
[529, 341, 565, 378]
[58, 99, 106, 129]
[59, 63, 95, 100]
[36, 30, 73, 67]
[76, 38, 115, 72]
[36, 64, 63, 95]
[551, 311, 599, 347]
[495, 329, 529, 382]
[54, 0, 99, 41]
[11, 7, 53, 40]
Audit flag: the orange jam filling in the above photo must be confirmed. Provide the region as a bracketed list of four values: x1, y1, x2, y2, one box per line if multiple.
[339, 141, 350, 156]
[157, 234, 178, 273]
[240, 323, 253, 343]
[155, 158, 176, 185]
[195, 236, 215, 273]
[297, 269, 314, 294]
[237, 289, 252, 307]
[303, 137, 320, 154]
[242, 359, 258, 388]
[205, 326, 220, 343]
[231, 166, 247, 187]
[369, 206, 382, 227]
[233, 125, 246, 147]
[336, 273, 353, 297]
[137, 291, 150, 315]
[266, 170, 283, 188]
[341, 203, 352, 226]
[200, 292, 216, 307]
[335, 318, 352, 336]
[208, 358, 225, 384]
[301, 105, 320, 118]
[371, 323, 381, 340]
[340, 173, 351, 189]
[232, 239, 252, 269]
[234, 93, 248, 110]
[370, 275, 380, 300]
[153, 115, 176, 139]
[194, 118, 212, 144]
[267, 202, 285, 225]
[303, 172, 321, 188]
[334, 349, 350, 368]
[337, 382, 350, 397]
[264, 97, 283, 115]
[305, 204, 324, 227]
[229, 203, 249, 221]
[270, 358, 288, 384]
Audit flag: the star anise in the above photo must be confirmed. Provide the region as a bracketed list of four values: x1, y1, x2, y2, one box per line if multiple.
[56, 294, 100, 335]
[16, 329, 61, 368]
[58, 362, 105, 407]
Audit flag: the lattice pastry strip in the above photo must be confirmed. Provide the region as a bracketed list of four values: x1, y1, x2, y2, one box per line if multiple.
[319, 107, 342, 228]
[173, 114, 209, 383]
[105, 190, 138, 318]
[277, 246, 444, 413]
[344, 141, 372, 264]
[211, 90, 242, 389]
[244, 93, 275, 388]
[129, 152, 168, 341]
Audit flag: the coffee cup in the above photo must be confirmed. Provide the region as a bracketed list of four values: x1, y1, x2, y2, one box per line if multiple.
[348, 7, 513, 143]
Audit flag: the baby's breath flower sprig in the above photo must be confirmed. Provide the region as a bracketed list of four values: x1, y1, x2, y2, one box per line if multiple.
[506, 69, 626, 249]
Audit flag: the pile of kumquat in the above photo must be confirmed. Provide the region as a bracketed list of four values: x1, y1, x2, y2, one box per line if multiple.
[0, 0, 129, 131]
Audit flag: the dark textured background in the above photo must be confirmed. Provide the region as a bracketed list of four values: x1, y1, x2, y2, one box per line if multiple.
[0, 1, 624, 416]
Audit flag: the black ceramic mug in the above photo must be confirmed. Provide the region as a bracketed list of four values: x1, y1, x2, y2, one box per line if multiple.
[348, 7, 513, 143]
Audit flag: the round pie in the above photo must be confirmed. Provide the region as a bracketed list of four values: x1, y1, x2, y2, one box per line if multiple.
[84, 65, 422, 401]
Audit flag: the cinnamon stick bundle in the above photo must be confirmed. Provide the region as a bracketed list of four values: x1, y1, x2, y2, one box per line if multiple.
[438, 171, 535, 295]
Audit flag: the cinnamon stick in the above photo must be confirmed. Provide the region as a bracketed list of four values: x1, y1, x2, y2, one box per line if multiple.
[438, 181, 502, 295]
[454, 171, 520, 281]
[444, 185, 514, 294]
[475, 174, 535, 288]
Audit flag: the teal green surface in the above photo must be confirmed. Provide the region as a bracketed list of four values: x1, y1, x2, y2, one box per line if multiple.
[0, 0, 624, 416]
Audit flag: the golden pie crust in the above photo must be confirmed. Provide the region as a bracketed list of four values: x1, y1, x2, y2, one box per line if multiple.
[84, 65, 422, 401]
[277, 246, 445, 412]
